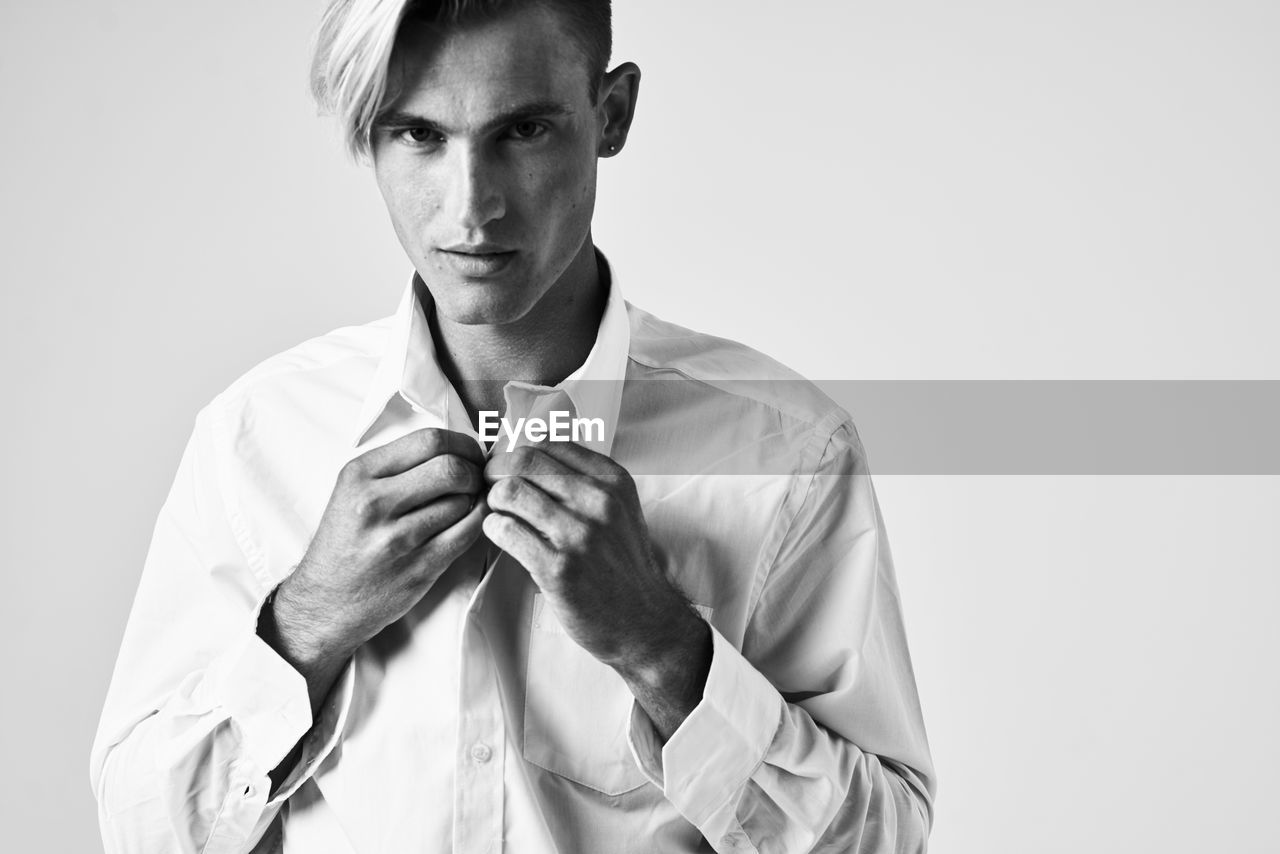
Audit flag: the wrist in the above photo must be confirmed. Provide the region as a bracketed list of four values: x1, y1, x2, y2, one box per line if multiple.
[259, 574, 354, 682]
[616, 605, 712, 712]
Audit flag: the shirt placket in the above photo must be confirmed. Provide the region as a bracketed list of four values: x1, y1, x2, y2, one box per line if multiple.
[452, 537, 506, 854]
[451, 383, 577, 854]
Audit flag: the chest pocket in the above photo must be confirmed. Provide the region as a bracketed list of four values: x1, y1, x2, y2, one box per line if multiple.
[522, 593, 650, 796]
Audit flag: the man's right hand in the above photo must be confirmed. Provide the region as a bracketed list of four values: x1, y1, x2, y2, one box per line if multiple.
[261, 428, 489, 692]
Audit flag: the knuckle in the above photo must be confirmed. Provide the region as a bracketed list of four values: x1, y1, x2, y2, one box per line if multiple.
[510, 445, 539, 469]
[424, 494, 465, 529]
[419, 428, 448, 456]
[583, 485, 612, 520]
[492, 476, 521, 505]
[506, 476, 527, 499]
[441, 492, 472, 519]
[381, 526, 412, 555]
[547, 552, 572, 579]
[339, 456, 367, 483]
[437, 455, 471, 487]
[366, 525, 397, 556]
[562, 520, 590, 551]
[352, 493, 382, 521]
[607, 473, 633, 499]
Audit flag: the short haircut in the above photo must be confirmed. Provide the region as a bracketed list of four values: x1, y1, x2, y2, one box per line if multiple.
[311, 0, 613, 159]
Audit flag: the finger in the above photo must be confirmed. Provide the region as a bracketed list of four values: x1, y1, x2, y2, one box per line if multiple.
[487, 445, 621, 521]
[535, 440, 624, 478]
[535, 443, 636, 521]
[486, 476, 578, 549]
[485, 445, 584, 503]
[486, 441, 599, 478]
[482, 511, 555, 576]
[389, 492, 475, 552]
[355, 428, 484, 478]
[384, 453, 483, 516]
[425, 493, 490, 561]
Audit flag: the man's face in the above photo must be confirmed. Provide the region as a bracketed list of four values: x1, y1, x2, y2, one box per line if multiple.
[372, 5, 605, 327]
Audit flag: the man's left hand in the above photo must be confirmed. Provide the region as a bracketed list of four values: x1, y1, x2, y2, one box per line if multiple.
[481, 441, 711, 737]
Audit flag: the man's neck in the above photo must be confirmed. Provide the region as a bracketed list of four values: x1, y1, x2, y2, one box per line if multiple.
[427, 242, 607, 422]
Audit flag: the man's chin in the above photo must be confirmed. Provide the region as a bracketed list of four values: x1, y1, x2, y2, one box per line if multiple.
[427, 282, 538, 328]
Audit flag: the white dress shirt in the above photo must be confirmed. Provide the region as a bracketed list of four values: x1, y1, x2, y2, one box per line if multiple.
[91, 258, 936, 853]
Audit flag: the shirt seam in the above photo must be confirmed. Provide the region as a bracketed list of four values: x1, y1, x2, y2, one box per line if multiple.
[619, 355, 853, 626]
[623, 354, 844, 432]
[205, 392, 273, 595]
[222, 335, 390, 402]
[197, 778, 241, 854]
[743, 414, 853, 628]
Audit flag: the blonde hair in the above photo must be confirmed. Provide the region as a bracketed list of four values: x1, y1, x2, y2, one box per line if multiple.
[310, 0, 613, 160]
[310, 0, 413, 160]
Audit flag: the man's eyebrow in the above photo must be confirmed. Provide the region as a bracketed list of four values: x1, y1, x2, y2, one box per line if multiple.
[373, 101, 575, 134]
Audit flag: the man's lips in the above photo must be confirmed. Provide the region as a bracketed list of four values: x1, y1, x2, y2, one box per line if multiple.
[436, 245, 517, 277]
[440, 241, 515, 254]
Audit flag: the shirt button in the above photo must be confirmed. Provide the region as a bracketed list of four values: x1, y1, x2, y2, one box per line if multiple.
[470, 743, 493, 764]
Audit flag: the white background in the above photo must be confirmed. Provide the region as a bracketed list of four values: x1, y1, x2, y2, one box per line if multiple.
[2, 1, 1277, 850]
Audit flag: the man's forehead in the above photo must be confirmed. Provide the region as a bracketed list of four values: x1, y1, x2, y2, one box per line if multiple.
[382, 6, 592, 119]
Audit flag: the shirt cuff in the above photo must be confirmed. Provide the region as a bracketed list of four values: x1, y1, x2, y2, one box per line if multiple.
[267, 654, 355, 804]
[627, 623, 785, 828]
[191, 629, 356, 850]
[203, 631, 314, 773]
[202, 585, 356, 797]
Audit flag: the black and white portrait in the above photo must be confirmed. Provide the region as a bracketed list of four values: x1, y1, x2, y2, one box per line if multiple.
[2, 2, 1276, 853]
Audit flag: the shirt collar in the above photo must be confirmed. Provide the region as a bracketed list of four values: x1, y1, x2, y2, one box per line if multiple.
[351, 251, 631, 456]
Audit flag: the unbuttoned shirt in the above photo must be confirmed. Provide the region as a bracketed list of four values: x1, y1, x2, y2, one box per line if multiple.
[91, 260, 936, 853]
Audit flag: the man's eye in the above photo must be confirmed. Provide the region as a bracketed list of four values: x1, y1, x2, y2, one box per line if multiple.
[398, 127, 442, 145]
[510, 121, 546, 140]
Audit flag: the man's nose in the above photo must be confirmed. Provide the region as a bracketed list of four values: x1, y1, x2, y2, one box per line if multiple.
[447, 143, 506, 232]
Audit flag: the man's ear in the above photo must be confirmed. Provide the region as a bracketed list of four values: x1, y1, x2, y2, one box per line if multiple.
[597, 61, 641, 157]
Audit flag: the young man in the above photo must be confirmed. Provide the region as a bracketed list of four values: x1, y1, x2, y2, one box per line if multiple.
[91, 1, 936, 851]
